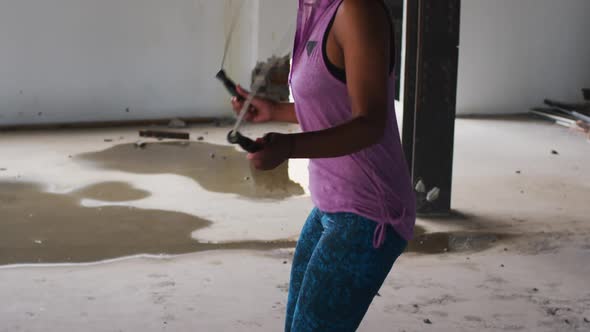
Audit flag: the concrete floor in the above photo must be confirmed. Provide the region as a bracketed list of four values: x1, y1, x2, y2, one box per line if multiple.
[0, 117, 589, 331]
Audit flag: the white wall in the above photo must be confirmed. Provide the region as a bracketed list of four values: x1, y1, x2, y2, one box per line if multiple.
[457, 0, 590, 115]
[6, 0, 584, 125]
[257, 0, 298, 61]
[0, 0, 268, 126]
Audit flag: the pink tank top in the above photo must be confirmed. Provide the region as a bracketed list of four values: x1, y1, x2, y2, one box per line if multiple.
[290, 0, 416, 247]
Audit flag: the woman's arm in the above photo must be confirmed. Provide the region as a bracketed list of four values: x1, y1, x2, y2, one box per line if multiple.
[268, 100, 298, 124]
[232, 85, 299, 124]
[249, 0, 391, 169]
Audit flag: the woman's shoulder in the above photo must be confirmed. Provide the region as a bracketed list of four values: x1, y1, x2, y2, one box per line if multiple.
[334, 0, 390, 39]
[337, 0, 390, 23]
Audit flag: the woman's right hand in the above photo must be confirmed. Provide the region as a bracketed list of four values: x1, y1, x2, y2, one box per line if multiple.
[231, 85, 277, 123]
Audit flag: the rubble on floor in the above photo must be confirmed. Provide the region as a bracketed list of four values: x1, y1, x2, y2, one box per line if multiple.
[530, 88, 590, 142]
[168, 118, 187, 129]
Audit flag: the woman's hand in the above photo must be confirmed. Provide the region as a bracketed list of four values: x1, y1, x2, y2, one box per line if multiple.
[231, 85, 277, 123]
[248, 133, 293, 170]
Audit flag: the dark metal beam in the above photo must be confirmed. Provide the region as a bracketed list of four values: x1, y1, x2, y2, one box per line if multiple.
[402, 0, 419, 172]
[403, 0, 461, 215]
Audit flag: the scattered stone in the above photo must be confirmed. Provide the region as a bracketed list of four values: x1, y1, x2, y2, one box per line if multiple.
[520, 190, 525, 194]
[533, 288, 539, 292]
[168, 118, 187, 129]
[104, 139, 113, 142]
[135, 141, 147, 149]
[426, 187, 441, 202]
[516, 170, 521, 174]
[466, 257, 470, 260]
[244, 176, 251, 181]
[376, 292, 381, 297]
[423, 319, 432, 325]
[34, 240, 42, 245]
[209, 153, 216, 159]
[547, 308, 559, 316]
[68, 155, 72, 159]
[415, 180, 426, 193]
[283, 261, 287, 264]
[584, 317, 589, 323]
[551, 150, 559, 155]
[564, 319, 570, 325]
[504, 248, 508, 251]
[0, 168, 6, 171]
[413, 304, 419, 309]
[500, 264, 505, 268]
[125, 107, 130, 113]
[197, 136, 204, 141]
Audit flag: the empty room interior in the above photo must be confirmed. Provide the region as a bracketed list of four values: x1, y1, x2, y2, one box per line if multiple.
[1, 1, 589, 331]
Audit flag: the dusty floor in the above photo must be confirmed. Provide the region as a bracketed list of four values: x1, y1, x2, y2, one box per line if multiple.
[0, 117, 589, 331]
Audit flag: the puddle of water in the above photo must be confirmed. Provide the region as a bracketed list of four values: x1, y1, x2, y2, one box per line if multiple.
[76, 142, 304, 200]
[0, 182, 295, 265]
[72, 181, 151, 202]
[409, 225, 508, 254]
[0, 182, 509, 265]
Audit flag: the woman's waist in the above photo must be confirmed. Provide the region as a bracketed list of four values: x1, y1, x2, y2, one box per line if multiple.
[308, 158, 414, 204]
[309, 179, 416, 224]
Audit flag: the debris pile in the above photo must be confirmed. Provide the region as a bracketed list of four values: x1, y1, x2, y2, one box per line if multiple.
[415, 179, 442, 211]
[168, 118, 187, 129]
[530, 88, 590, 141]
[251, 54, 291, 102]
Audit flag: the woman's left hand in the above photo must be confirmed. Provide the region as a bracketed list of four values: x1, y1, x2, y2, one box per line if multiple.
[248, 133, 293, 170]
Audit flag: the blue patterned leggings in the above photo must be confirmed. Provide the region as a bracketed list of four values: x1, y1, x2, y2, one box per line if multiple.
[285, 208, 408, 332]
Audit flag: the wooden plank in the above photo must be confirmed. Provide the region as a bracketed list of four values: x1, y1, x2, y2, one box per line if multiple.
[139, 130, 190, 140]
[0, 117, 216, 132]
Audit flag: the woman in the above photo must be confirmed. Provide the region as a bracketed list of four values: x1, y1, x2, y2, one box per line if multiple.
[231, 0, 415, 331]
